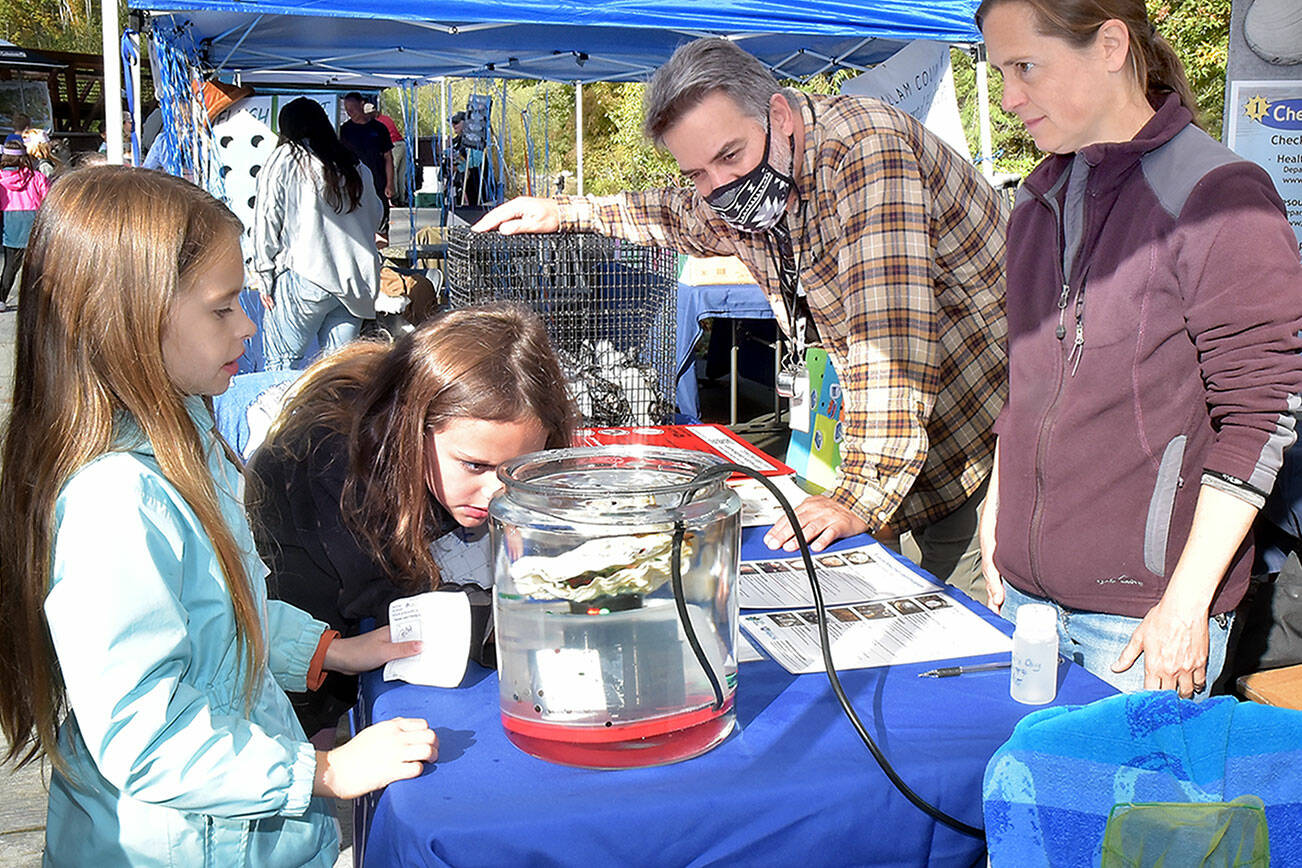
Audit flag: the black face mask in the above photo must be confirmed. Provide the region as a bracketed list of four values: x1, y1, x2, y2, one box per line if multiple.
[703, 120, 795, 233]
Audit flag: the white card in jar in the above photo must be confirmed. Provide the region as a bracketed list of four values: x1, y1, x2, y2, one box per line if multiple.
[383, 591, 472, 688]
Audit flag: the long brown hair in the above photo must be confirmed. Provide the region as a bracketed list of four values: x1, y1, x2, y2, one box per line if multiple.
[276, 97, 365, 214]
[261, 305, 576, 587]
[0, 166, 262, 772]
[975, 0, 1201, 126]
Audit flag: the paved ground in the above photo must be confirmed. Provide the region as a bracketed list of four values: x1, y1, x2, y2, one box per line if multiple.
[0, 307, 42, 867]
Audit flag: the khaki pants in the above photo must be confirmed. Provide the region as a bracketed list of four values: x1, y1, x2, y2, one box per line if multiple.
[884, 476, 989, 605]
[391, 140, 409, 205]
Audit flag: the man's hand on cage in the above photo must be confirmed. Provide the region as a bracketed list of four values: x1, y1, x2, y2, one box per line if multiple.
[473, 197, 561, 235]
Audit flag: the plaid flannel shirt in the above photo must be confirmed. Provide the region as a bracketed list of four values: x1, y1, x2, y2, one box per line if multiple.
[557, 93, 1008, 534]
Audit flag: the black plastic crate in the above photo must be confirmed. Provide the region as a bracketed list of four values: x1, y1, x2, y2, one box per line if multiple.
[445, 229, 678, 426]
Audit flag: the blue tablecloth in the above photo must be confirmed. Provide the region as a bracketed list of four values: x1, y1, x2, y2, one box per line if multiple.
[675, 282, 774, 419]
[355, 529, 1116, 867]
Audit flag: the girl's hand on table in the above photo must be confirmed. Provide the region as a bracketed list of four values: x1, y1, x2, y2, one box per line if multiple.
[314, 717, 438, 799]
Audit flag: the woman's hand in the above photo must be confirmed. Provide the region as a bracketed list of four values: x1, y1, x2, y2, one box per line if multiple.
[314, 717, 437, 799]
[324, 625, 421, 675]
[247, 273, 274, 310]
[1112, 598, 1210, 698]
[1110, 484, 1256, 698]
[980, 525, 1003, 615]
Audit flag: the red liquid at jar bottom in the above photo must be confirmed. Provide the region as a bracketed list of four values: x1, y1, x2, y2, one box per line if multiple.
[501, 695, 736, 769]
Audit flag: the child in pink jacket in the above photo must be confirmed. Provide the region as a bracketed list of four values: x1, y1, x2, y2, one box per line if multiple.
[1, 134, 51, 312]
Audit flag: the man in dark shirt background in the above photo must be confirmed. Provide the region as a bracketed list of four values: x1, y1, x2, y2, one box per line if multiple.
[339, 91, 394, 229]
[369, 101, 407, 206]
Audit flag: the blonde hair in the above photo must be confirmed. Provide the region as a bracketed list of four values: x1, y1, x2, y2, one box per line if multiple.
[256, 305, 576, 587]
[0, 166, 260, 772]
[27, 139, 60, 174]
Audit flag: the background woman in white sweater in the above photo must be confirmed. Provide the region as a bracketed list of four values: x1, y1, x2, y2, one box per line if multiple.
[252, 97, 383, 370]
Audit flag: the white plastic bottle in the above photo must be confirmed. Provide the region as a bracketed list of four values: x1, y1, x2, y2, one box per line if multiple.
[1010, 602, 1059, 705]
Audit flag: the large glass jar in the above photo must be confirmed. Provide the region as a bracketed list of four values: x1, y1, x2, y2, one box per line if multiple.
[489, 446, 741, 769]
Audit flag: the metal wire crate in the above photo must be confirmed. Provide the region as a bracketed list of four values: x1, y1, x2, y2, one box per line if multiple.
[445, 229, 679, 426]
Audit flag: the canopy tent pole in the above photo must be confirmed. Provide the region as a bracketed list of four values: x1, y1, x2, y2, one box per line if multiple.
[575, 80, 583, 196]
[129, 31, 142, 156]
[500, 76, 508, 202]
[441, 76, 449, 143]
[439, 77, 449, 225]
[102, 0, 124, 163]
[975, 46, 994, 181]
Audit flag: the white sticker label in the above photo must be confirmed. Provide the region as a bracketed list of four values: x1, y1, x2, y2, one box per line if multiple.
[788, 371, 812, 433]
[388, 599, 423, 644]
[382, 592, 472, 688]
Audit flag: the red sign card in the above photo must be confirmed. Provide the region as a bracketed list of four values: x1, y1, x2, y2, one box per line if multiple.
[573, 425, 794, 477]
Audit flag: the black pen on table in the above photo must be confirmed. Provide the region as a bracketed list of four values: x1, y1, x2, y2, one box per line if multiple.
[918, 660, 1012, 678]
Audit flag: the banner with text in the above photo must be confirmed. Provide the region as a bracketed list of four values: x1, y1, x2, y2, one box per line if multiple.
[840, 39, 972, 163]
[1224, 0, 1302, 257]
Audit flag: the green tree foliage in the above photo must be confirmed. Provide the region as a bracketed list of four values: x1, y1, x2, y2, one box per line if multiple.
[2, 0, 111, 52]
[579, 82, 679, 194]
[379, 78, 578, 197]
[1151, 0, 1232, 136]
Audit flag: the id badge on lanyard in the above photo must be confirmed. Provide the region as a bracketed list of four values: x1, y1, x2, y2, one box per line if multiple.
[780, 280, 813, 433]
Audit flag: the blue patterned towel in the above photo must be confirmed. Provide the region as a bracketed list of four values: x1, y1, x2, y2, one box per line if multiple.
[983, 691, 1302, 866]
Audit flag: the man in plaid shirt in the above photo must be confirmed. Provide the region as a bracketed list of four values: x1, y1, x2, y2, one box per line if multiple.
[476, 38, 1008, 599]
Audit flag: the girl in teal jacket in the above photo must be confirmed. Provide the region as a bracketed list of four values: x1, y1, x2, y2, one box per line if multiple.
[0, 166, 437, 867]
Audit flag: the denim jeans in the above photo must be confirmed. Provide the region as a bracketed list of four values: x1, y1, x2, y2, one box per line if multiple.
[261, 269, 362, 371]
[1001, 581, 1233, 700]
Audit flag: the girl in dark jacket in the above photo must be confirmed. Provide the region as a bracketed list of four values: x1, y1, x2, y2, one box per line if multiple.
[247, 305, 576, 738]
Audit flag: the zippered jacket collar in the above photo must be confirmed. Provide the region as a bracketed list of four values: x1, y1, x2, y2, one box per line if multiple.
[1023, 94, 1194, 201]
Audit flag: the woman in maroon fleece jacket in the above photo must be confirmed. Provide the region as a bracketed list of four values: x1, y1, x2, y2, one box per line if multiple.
[977, 0, 1302, 698]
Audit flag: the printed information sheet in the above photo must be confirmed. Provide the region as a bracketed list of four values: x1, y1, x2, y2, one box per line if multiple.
[739, 542, 934, 609]
[741, 594, 1012, 674]
[737, 542, 1012, 673]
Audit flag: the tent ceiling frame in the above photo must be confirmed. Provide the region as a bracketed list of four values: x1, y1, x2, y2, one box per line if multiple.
[210, 14, 262, 76]
[152, 8, 924, 87]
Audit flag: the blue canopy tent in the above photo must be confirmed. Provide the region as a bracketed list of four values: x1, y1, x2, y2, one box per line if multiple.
[117, 0, 992, 195]
[130, 1, 982, 87]
[109, 0, 993, 410]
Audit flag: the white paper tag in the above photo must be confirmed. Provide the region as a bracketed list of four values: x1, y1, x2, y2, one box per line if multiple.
[532, 647, 609, 717]
[388, 600, 423, 643]
[788, 370, 812, 433]
[382, 592, 473, 688]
